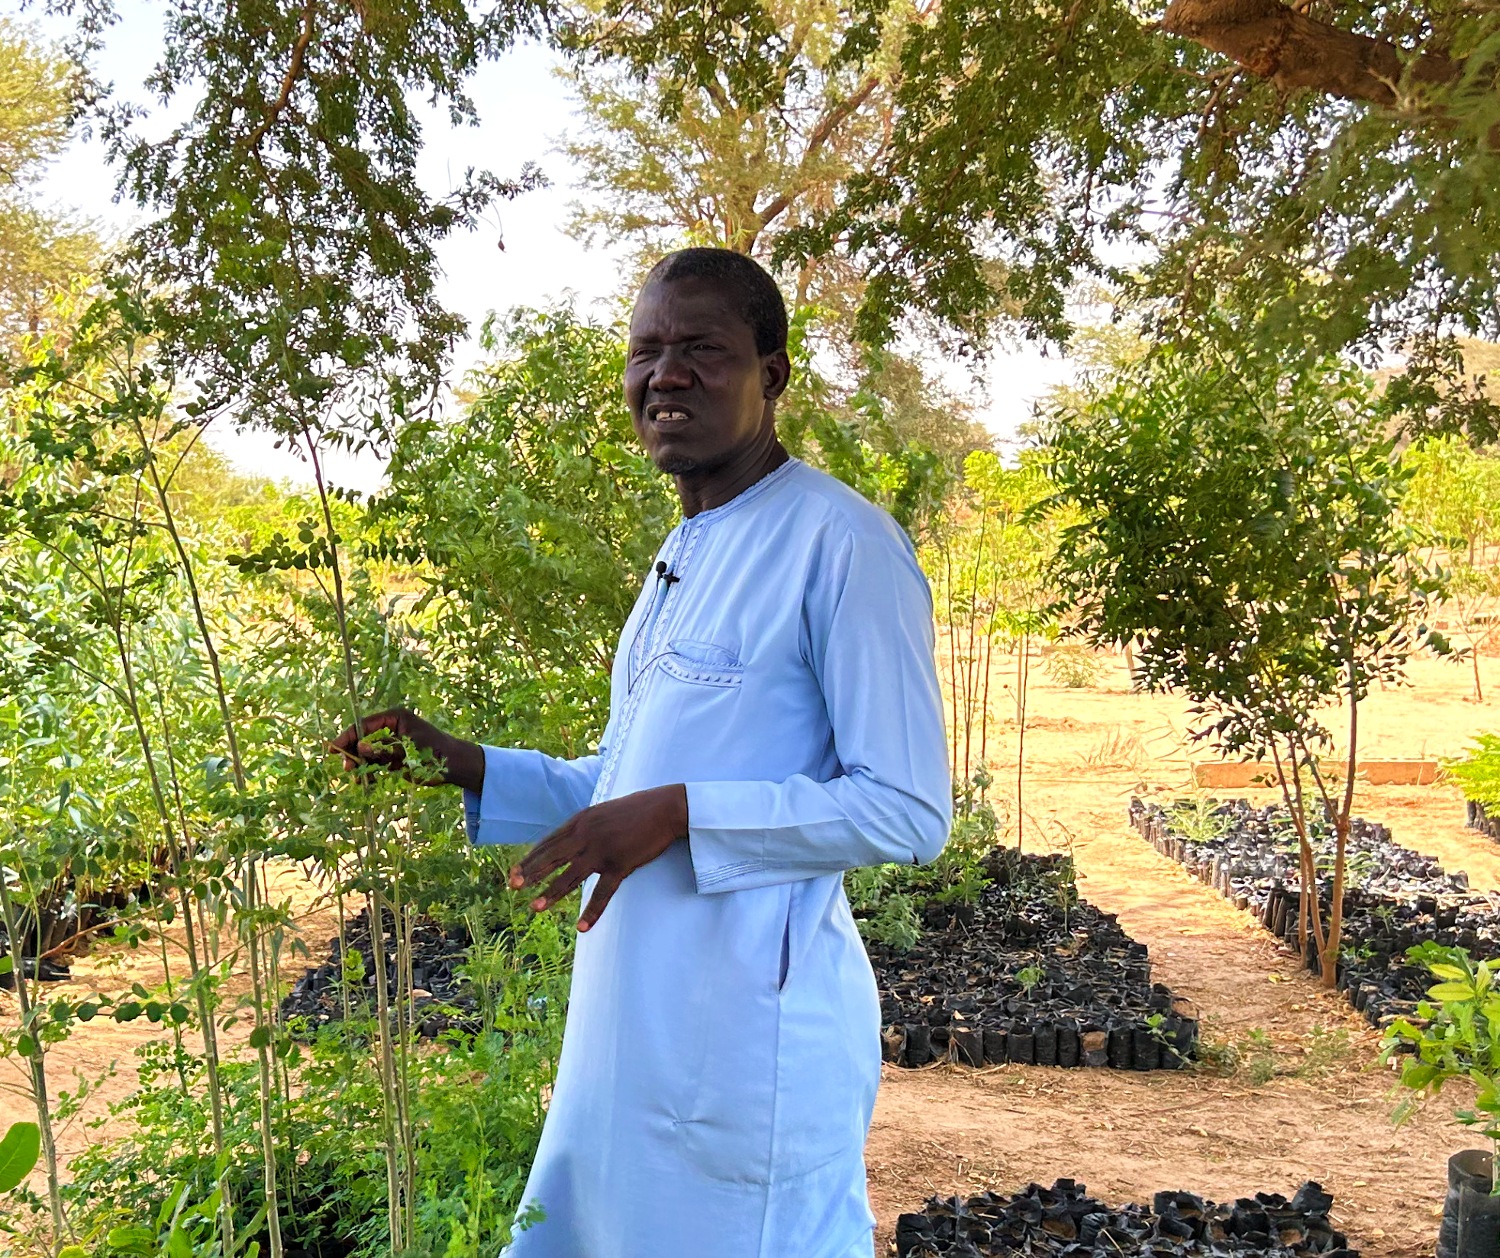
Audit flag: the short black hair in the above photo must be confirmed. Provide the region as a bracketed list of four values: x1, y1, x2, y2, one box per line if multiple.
[646, 248, 789, 357]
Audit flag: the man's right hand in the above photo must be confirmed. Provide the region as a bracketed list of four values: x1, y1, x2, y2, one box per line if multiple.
[329, 707, 485, 794]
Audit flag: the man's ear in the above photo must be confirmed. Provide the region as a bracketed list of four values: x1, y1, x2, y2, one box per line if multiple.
[763, 350, 792, 402]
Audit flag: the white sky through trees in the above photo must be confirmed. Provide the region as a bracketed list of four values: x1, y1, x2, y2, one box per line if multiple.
[34, 3, 1070, 493]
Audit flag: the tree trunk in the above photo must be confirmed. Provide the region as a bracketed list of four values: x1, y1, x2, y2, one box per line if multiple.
[0, 872, 67, 1246]
[1015, 632, 1030, 852]
[1319, 683, 1362, 988]
[1321, 813, 1349, 987]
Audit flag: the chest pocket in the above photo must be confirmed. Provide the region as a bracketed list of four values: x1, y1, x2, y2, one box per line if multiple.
[657, 639, 743, 688]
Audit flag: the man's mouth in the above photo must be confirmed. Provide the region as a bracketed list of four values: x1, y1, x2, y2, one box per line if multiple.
[647, 404, 692, 425]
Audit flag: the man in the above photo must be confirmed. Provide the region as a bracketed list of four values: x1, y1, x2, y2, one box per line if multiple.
[333, 248, 951, 1256]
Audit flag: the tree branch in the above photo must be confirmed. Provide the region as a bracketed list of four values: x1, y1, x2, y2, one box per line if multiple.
[1160, 0, 1458, 106]
[243, 1, 318, 153]
[755, 74, 883, 233]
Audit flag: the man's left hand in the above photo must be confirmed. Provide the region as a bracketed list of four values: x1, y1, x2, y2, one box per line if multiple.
[510, 784, 689, 932]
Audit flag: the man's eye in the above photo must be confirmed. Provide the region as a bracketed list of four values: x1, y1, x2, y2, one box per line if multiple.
[629, 347, 657, 361]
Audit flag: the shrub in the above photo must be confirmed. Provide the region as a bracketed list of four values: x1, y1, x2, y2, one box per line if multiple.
[1043, 644, 1102, 688]
[1446, 734, 1500, 808]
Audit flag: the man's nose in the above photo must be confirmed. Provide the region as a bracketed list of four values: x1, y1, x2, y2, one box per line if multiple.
[649, 346, 693, 391]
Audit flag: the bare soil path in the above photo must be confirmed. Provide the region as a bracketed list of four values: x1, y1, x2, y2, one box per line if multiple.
[867, 651, 1500, 1258]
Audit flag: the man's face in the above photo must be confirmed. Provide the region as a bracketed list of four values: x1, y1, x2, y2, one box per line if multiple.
[625, 276, 787, 476]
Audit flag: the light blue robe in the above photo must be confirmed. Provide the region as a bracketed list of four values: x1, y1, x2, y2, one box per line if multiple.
[464, 458, 951, 1258]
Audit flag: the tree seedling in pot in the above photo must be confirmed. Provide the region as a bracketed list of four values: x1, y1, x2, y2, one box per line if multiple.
[1015, 964, 1044, 995]
[1383, 942, 1500, 1192]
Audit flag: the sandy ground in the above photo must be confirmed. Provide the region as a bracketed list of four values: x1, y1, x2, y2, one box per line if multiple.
[4, 650, 1498, 1256]
[866, 650, 1498, 1258]
[0, 863, 341, 1182]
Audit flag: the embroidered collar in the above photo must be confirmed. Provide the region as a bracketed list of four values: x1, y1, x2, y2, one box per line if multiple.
[679, 457, 802, 526]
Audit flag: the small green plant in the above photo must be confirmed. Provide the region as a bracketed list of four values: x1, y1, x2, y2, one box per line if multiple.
[1043, 644, 1103, 688]
[932, 806, 995, 906]
[1169, 796, 1229, 846]
[1447, 734, 1500, 808]
[1187, 1018, 1241, 1077]
[862, 892, 924, 952]
[1295, 1025, 1353, 1077]
[1383, 942, 1500, 1192]
[1339, 847, 1381, 891]
[456, 930, 513, 1035]
[845, 868, 925, 951]
[1241, 1028, 1279, 1085]
[1143, 1011, 1186, 1057]
[1191, 1023, 1348, 1082]
[845, 770, 1006, 950]
[1014, 964, 1044, 994]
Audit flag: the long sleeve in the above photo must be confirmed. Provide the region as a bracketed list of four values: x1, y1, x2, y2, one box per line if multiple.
[686, 520, 952, 894]
[464, 745, 603, 847]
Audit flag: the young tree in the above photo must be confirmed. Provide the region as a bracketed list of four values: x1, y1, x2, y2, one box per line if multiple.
[1402, 435, 1500, 700]
[50, 10, 553, 1246]
[1, 294, 569, 1255]
[924, 451, 1060, 845]
[1049, 342, 1444, 986]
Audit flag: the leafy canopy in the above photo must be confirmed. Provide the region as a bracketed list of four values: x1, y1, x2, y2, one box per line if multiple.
[1047, 343, 1441, 762]
[761, 0, 1500, 441]
[366, 306, 677, 757]
[73, 0, 550, 445]
[0, 21, 97, 342]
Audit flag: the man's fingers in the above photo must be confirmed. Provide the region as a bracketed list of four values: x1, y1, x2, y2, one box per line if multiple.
[577, 875, 622, 933]
[329, 713, 399, 768]
[512, 819, 584, 888]
[530, 861, 593, 913]
[514, 847, 578, 896]
[328, 740, 363, 771]
[329, 725, 361, 755]
[511, 846, 568, 890]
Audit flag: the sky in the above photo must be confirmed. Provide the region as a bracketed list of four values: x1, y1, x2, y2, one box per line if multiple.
[33, 3, 1075, 493]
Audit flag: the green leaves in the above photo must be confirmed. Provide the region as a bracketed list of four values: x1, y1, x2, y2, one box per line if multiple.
[1384, 944, 1500, 1143]
[0, 1120, 41, 1193]
[367, 305, 675, 755]
[78, 0, 552, 444]
[1048, 345, 1441, 767]
[106, 1223, 157, 1254]
[1448, 734, 1500, 809]
[1430, 981, 1483, 1002]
